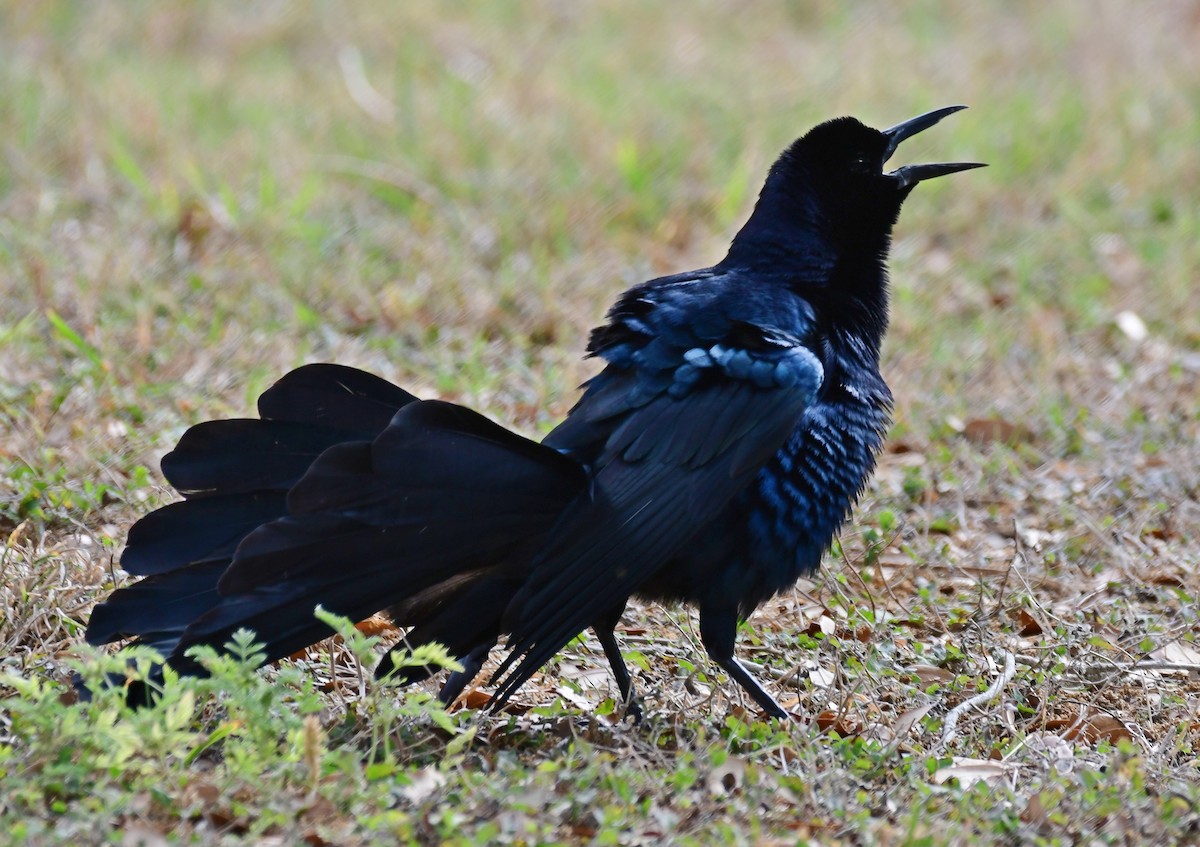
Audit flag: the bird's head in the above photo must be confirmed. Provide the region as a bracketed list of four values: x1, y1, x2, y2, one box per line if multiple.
[727, 106, 984, 271]
[790, 105, 984, 206]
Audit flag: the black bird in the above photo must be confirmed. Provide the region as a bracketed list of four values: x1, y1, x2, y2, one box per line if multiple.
[86, 107, 982, 719]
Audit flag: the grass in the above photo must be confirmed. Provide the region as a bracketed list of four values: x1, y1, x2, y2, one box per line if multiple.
[2, 1, 1199, 844]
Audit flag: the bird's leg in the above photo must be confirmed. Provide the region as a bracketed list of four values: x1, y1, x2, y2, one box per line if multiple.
[699, 604, 789, 720]
[438, 639, 495, 706]
[592, 605, 643, 722]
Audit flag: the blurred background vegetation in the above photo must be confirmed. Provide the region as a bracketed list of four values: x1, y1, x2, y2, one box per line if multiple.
[3, 3, 1197, 448]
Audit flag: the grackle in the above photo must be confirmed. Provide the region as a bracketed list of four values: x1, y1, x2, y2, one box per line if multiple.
[86, 107, 983, 719]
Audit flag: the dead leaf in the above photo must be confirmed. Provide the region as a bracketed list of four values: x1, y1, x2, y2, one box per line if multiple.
[890, 702, 935, 741]
[175, 200, 215, 258]
[1014, 608, 1043, 637]
[1093, 233, 1145, 289]
[1152, 642, 1200, 669]
[808, 666, 836, 688]
[931, 757, 1012, 788]
[1046, 714, 1133, 745]
[454, 688, 492, 711]
[554, 685, 596, 712]
[204, 806, 242, 832]
[569, 822, 599, 839]
[876, 551, 916, 568]
[354, 614, 399, 637]
[301, 795, 339, 827]
[558, 662, 614, 691]
[910, 665, 955, 686]
[707, 756, 747, 795]
[184, 779, 220, 809]
[802, 613, 840, 637]
[815, 710, 861, 738]
[121, 823, 169, 847]
[962, 417, 1032, 446]
[401, 766, 446, 804]
[777, 745, 803, 766]
[1022, 792, 1051, 828]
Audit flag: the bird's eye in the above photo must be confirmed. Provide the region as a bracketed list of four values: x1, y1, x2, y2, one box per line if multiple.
[850, 153, 873, 174]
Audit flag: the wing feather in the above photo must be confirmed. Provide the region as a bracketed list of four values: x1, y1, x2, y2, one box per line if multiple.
[492, 369, 817, 705]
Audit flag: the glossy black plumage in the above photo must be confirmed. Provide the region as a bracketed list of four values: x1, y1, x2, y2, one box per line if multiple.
[86, 108, 981, 718]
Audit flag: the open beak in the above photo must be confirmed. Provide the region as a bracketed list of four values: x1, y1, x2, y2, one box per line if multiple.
[883, 105, 986, 188]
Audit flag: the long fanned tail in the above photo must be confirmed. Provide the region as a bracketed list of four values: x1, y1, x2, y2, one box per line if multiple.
[86, 365, 416, 660]
[85, 368, 585, 702]
[166, 399, 585, 678]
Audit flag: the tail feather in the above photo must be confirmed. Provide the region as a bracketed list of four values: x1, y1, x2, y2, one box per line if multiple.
[171, 568, 505, 678]
[161, 420, 369, 497]
[85, 561, 227, 646]
[86, 364, 418, 677]
[169, 572, 398, 676]
[216, 400, 585, 594]
[215, 515, 421, 597]
[256, 363, 417, 428]
[378, 576, 521, 684]
[121, 492, 288, 576]
[160, 363, 418, 497]
[100, 387, 588, 694]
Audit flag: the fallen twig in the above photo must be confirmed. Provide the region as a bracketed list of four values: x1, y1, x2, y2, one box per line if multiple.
[942, 650, 1017, 744]
[1012, 653, 1200, 680]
